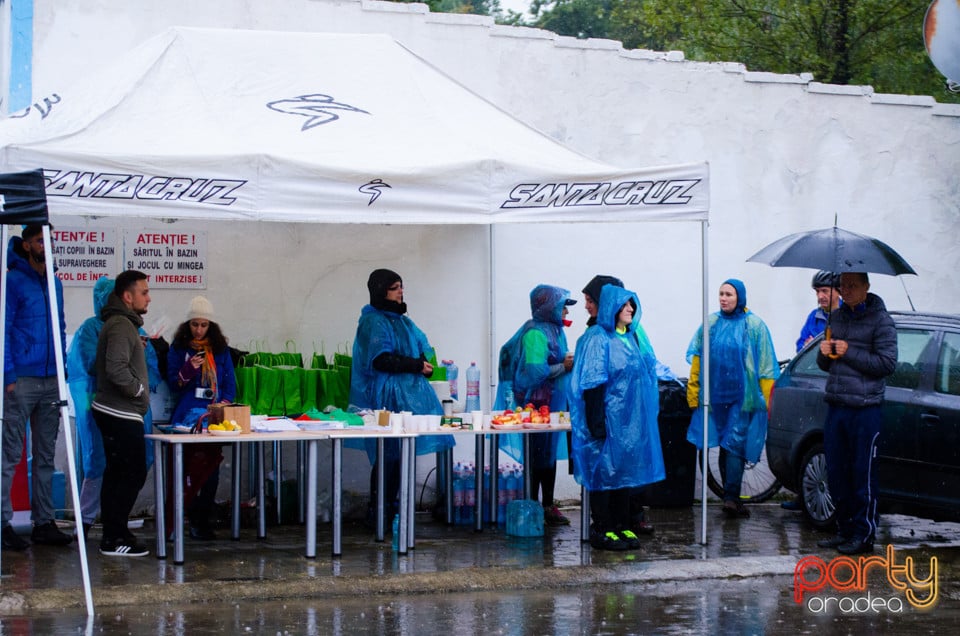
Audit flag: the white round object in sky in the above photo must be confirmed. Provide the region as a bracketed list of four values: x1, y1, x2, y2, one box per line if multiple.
[925, 0, 960, 83]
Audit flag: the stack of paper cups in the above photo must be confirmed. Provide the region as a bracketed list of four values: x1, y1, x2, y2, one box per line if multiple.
[390, 413, 404, 434]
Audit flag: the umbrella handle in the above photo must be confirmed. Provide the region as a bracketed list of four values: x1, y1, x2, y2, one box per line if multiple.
[825, 326, 839, 360]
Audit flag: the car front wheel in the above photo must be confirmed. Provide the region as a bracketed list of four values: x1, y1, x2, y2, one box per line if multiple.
[799, 443, 836, 531]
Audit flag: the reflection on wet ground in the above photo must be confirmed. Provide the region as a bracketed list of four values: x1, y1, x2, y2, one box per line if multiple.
[2, 504, 959, 634]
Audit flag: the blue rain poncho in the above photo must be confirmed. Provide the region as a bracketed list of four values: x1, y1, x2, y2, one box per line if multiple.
[685, 279, 779, 463]
[66, 277, 161, 480]
[349, 304, 452, 458]
[569, 285, 665, 491]
[493, 285, 571, 465]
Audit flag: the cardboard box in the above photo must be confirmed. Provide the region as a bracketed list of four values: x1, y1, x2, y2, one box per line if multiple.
[222, 404, 251, 434]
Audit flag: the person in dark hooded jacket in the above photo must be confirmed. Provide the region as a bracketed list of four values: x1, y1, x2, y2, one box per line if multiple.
[2, 224, 73, 550]
[815, 272, 897, 556]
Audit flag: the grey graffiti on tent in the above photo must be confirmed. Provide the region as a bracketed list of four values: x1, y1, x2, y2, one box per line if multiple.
[359, 179, 391, 205]
[266, 94, 370, 130]
[9, 94, 62, 120]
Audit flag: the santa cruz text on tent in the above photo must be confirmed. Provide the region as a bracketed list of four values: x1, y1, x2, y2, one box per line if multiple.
[500, 178, 701, 208]
[43, 169, 246, 206]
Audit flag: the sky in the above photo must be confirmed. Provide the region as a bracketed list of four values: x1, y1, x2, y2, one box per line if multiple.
[500, 0, 534, 17]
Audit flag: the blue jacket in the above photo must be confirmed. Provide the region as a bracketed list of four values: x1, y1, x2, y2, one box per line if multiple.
[816, 293, 897, 408]
[167, 343, 236, 428]
[796, 307, 828, 353]
[4, 236, 66, 382]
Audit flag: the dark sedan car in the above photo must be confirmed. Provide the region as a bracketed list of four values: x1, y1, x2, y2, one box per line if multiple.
[766, 311, 960, 529]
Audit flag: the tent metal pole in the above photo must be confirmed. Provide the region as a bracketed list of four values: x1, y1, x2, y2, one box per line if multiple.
[487, 224, 496, 412]
[41, 225, 95, 615]
[700, 220, 710, 546]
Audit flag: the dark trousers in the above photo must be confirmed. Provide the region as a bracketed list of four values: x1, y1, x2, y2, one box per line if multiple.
[93, 411, 147, 542]
[824, 404, 881, 543]
[590, 488, 630, 532]
[529, 433, 557, 507]
[369, 439, 401, 523]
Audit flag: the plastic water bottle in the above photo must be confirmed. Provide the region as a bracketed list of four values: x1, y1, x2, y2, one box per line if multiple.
[464, 463, 476, 526]
[443, 360, 459, 402]
[452, 462, 464, 525]
[465, 362, 480, 412]
[497, 466, 508, 524]
[391, 513, 400, 551]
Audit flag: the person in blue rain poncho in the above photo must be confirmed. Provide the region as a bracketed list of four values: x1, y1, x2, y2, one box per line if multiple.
[685, 278, 779, 518]
[570, 283, 664, 550]
[66, 277, 162, 537]
[493, 284, 573, 527]
[349, 269, 453, 526]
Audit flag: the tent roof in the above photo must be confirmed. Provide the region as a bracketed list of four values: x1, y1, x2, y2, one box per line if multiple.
[0, 27, 708, 224]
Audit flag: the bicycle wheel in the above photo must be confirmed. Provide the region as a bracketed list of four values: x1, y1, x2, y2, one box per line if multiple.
[698, 447, 782, 503]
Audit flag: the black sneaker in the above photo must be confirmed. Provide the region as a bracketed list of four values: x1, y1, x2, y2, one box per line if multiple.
[589, 529, 629, 551]
[31, 521, 73, 546]
[100, 538, 149, 557]
[617, 529, 641, 549]
[816, 534, 850, 549]
[2, 524, 29, 551]
[837, 538, 874, 555]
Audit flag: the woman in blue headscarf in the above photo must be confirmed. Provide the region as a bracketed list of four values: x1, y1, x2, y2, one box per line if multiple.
[570, 284, 664, 550]
[686, 279, 779, 518]
[493, 284, 574, 526]
[349, 269, 452, 525]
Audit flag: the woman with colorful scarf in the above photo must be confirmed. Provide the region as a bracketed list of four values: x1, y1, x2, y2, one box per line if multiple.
[166, 296, 236, 539]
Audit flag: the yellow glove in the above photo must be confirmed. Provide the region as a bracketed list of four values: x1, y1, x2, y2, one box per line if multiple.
[760, 378, 774, 406]
[687, 355, 700, 409]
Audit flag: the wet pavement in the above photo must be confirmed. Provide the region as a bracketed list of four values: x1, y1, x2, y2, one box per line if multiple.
[1, 502, 958, 634]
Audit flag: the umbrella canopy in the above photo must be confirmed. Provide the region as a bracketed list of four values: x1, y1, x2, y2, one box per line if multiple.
[746, 226, 916, 276]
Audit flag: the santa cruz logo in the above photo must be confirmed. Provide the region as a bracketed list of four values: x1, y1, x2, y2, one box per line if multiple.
[266, 94, 370, 130]
[500, 178, 700, 209]
[41, 169, 245, 206]
[794, 545, 938, 614]
[359, 179, 391, 205]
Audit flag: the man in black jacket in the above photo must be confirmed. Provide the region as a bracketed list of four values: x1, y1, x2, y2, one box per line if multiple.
[815, 272, 897, 555]
[91, 270, 152, 557]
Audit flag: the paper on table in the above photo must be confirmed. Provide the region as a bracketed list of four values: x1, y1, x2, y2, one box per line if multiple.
[251, 416, 301, 432]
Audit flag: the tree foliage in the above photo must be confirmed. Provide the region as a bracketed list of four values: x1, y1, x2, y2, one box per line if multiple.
[535, 0, 957, 102]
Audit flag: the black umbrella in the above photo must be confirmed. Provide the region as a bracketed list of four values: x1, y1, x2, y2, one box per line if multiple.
[746, 226, 916, 276]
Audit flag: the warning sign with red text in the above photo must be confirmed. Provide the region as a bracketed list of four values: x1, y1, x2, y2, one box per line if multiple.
[123, 230, 207, 289]
[51, 228, 119, 286]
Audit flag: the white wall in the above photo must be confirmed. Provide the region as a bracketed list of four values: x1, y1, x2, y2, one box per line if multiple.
[19, 0, 960, 510]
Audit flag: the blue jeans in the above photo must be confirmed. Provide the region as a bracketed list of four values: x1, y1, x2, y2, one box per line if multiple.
[824, 404, 881, 543]
[2, 376, 62, 526]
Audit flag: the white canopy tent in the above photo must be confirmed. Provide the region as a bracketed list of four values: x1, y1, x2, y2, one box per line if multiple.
[0, 26, 714, 613]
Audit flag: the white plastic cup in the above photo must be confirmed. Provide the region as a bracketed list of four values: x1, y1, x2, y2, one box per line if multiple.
[427, 415, 441, 431]
[402, 412, 414, 430]
[390, 413, 404, 434]
[550, 411, 560, 425]
[470, 411, 483, 431]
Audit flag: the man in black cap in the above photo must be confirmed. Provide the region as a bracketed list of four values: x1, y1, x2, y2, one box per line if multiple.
[580, 274, 654, 536]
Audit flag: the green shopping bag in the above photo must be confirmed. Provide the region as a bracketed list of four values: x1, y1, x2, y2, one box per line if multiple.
[310, 352, 329, 369]
[278, 365, 305, 415]
[235, 366, 257, 406]
[316, 368, 348, 411]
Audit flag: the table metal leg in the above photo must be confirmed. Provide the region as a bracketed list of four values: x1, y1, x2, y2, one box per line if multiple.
[398, 437, 410, 555]
[375, 439, 385, 542]
[257, 442, 266, 539]
[305, 439, 318, 559]
[153, 440, 166, 559]
[581, 486, 590, 542]
[273, 440, 282, 526]
[297, 441, 306, 524]
[332, 438, 342, 557]
[173, 443, 185, 565]
[474, 433, 484, 532]
[231, 443, 241, 540]
[489, 435, 500, 525]
[523, 434, 532, 500]
[407, 439, 415, 549]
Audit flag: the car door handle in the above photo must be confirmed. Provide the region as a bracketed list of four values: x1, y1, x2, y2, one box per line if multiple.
[920, 413, 940, 427]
